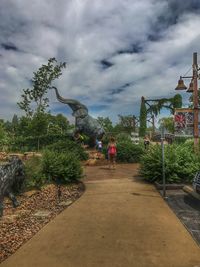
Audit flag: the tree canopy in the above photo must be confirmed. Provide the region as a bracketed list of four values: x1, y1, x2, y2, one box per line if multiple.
[17, 58, 66, 117]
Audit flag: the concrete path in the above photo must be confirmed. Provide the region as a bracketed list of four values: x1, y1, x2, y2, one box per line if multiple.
[1, 164, 200, 267]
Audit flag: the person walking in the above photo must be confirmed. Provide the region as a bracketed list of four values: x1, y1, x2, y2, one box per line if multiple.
[96, 139, 103, 159]
[107, 137, 117, 169]
[144, 135, 150, 149]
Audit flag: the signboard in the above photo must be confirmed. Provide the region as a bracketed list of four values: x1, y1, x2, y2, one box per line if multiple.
[131, 132, 139, 144]
[174, 108, 200, 137]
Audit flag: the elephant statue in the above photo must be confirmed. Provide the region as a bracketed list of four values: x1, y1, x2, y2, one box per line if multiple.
[0, 156, 25, 217]
[52, 87, 105, 141]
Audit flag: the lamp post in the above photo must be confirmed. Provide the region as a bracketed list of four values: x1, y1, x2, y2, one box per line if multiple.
[175, 52, 199, 153]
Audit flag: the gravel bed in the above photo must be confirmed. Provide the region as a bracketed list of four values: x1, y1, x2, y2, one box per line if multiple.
[164, 190, 200, 245]
[0, 182, 85, 263]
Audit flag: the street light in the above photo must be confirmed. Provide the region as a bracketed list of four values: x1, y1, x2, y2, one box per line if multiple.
[175, 52, 199, 153]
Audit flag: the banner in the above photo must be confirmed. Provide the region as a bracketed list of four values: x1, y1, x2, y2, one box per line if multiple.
[174, 108, 195, 137]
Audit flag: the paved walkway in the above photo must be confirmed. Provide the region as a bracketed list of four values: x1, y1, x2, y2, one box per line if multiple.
[1, 164, 200, 267]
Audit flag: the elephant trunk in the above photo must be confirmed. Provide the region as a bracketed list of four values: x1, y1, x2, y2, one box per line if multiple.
[52, 87, 88, 113]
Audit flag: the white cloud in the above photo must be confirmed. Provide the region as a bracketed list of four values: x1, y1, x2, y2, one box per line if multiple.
[0, 0, 200, 123]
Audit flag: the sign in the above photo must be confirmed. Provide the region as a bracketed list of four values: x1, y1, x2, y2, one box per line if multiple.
[174, 108, 200, 137]
[131, 132, 139, 144]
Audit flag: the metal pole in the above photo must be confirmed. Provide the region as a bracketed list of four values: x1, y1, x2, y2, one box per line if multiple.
[161, 127, 166, 198]
[193, 52, 199, 153]
[152, 114, 155, 135]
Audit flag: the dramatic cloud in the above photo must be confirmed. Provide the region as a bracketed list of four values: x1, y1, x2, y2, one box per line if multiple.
[0, 0, 200, 122]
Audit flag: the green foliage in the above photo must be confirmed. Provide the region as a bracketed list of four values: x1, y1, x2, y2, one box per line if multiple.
[0, 121, 11, 150]
[159, 117, 174, 134]
[146, 94, 182, 116]
[45, 140, 89, 161]
[24, 149, 83, 189]
[18, 57, 66, 117]
[139, 96, 147, 137]
[138, 94, 182, 138]
[24, 156, 47, 189]
[42, 150, 83, 184]
[189, 90, 200, 108]
[47, 114, 70, 135]
[172, 94, 182, 111]
[7, 113, 71, 152]
[116, 140, 144, 163]
[117, 115, 137, 133]
[116, 132, 132, 142]
[140, 143, 200, 183]
[174, 136, 190, 144]
[8, 134, 74, 152]
[147, 104, 161, 116]
[97, 117, 113, 133]
[30, 112, 49, 137]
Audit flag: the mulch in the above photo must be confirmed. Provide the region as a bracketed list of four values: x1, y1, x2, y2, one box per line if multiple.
[0, 182, 85, 263]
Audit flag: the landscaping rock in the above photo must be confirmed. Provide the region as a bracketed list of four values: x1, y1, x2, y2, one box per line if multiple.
[0, 214, 19, 224]
[8, 153, 24, 160]
[85, 159, 97, 166]
[183, 185, 200, 201]
[0, 152, 7, 161]
[33, 210, 51, 218]
[0, 182, 84, 264]
[23, 152, 42, 160]
[23, 190, 39, 197]
[58, 200, 73, 207]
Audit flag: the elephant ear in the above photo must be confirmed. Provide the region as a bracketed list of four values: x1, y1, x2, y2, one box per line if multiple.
[72, 109, 88, 118]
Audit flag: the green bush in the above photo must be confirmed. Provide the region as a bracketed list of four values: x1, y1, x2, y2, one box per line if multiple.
[8, 134, 77, 152]
[104, 140, 143, 163]
[102, 140, 144, 163]
[42, 150, 83, 184]
[24, 156, 47, 190]
[45, 140, 88, 161]
[116, 133, 132, 142]
[174, 136, 190, 144]
[140, 143, 200, 183]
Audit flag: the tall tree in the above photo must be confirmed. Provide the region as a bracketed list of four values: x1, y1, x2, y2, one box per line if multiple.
[18, 58, 66, 117]
[139, 96, 147, 137]
[117, 115, 137, 133]
[11, 114, 19, 135]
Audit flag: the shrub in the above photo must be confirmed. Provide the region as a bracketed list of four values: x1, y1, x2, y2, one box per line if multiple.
[116, 140, 144, 163]
[42, 150, 83, 184]
[140, 143, 200, 183]
[45, 140, 88, 161]
[174, 136, 189, 144]
[24, 156, 47, 190]
[116, 133, 132, 142]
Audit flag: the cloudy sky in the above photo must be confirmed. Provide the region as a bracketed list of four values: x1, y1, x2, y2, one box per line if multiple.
[1, 0, 200, 123]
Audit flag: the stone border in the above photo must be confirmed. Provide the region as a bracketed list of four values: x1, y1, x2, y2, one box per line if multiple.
[154, 181, 184, 190]
[183, 185, 200, 201]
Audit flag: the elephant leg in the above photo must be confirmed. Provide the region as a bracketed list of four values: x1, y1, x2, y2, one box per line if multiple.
[8, 192, 20, 208]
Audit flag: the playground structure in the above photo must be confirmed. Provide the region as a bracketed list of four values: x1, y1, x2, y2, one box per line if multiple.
[139, 94, 182, 138]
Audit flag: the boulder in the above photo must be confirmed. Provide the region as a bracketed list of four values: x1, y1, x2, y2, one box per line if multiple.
[85, 159, 97, 166]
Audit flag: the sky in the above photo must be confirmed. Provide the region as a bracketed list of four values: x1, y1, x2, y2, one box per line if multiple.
[1, 0, 200, 124]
